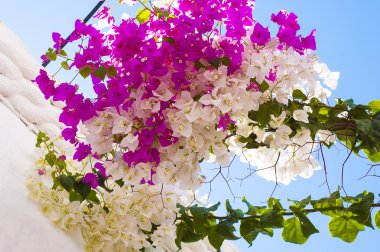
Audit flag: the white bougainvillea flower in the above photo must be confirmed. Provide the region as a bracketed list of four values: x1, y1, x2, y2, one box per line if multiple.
[120, 133, 139, 151]
[269, 111, 287, 129]
[314, 62, 340, 90]
[271, 125, 293, 149]
[292, 127, 312, 146]
[293, 109, 309, 123]
[121, 0, 137, 6]
[317, 129, 336, 144]
[112, 116, 132, 135]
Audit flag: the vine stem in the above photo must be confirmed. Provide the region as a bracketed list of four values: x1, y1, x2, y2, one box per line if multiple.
[137, 0, 152, 11]
[186, 203, 380, 221]
[42, 1, 106, 67]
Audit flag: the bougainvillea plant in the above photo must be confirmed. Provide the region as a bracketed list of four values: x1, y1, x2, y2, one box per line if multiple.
[30, 0, 380, 251]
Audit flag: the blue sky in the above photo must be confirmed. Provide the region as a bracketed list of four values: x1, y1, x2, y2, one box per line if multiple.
[1, 1, 379, 251]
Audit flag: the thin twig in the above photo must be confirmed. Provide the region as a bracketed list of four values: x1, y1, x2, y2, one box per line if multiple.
[319, 143, 331, 194]
[341, 137, 358, 195]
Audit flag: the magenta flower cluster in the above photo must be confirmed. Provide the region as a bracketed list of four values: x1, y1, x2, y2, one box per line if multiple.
[34, 0, 316, 189]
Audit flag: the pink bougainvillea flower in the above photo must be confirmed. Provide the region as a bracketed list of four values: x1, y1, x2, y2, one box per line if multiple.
[52, 32, 66, 53]
[33, 69, 56, 99]
[271, 10, 300, 31]
[73, 143, 92, 161]
[59, 108, 80, 127]
[62, 127, 77, 143]
[94, 5, 115, 25]
[83, 172, 99, 189]
[94, 162, 107, 178]
[159, 129, 178, 147]
[218, 113, 235, 131]
[53, 83, 77, 102]
[302, 29, 317, 50]
[266, 68, 277, 82]
[250, 23, 271, 46]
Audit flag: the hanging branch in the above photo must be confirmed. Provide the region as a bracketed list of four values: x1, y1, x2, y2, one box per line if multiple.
[42, 0, 106, 67]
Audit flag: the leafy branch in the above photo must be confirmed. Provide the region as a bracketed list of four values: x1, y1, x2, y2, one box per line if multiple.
[175, 191, 380, 249]
[175, 89, 380, 250]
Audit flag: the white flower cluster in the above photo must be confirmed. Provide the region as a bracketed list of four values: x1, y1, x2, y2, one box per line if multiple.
[27, 139, 194, 251]
[231, 37, 339, 184]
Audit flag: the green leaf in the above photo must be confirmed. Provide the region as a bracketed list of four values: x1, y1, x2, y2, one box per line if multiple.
[258, 80, 269, 93]
[311, 191, 343, 217]
[36, 131, 49, 148]
[45, 49, 57, 61]
[224, 200, 244, 222]
[73, 181, 91, 200]
[346, 191, 374, 228]
[215, 221, 240, 240]
[194, 61, 205, 71]
[282, 213, 319, 244]
[296, 213, 319, 237]
[189, 203, 219, 233]
[329, 216, 365, 242]
[208, 231, 224, 250]
[136, 9, 151, 24]
[242, 198, 266, 216]
[190, 203, 220, 221]
[96, 171, 113, 193]
[355, 119, 374, 138]
[208, 202, 221, 212]
[259, 198, 285, 228]
[319, 107, 329, 116]
[61, 61, 70, 70]
[292, 89, 308, 101]
[93, 66, 107, 80]
[79, 66, 92, 78]
[45, 152, 57, 167]
[69, 191, 83, 202]
[178, 222, 205, 243]
[55, 159, 66, 170]
[248, 102, 282, 128]
[344, 99, 356, 109]
[240, 217, 273, 246]
[175, 222, 185, 249]
[288, 195, 311, 211]
[268, 197, 284, 211]
[210, 57, 222, 69]
[282, 217, 307, 244]
[52, 172, 60, 190]
[154, 7, 171, 18]
[115, 178, 124, 187]
[375, 211, 380, 229]
[163, 37, 175, 44]
[372, 112, 380, 139]
[260, 210, 284, 228]
[59, 49, 67, 57]
[87, 190, 100, 204]
[363, 149, 380, 162]
[107, 66, 117, 77]
[221, 56, 231, 67]
[226, 199, 233, 213]
[240, 218, 259, 245]
[368, 100, 380, 113]
[59, 175, 74, 192]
